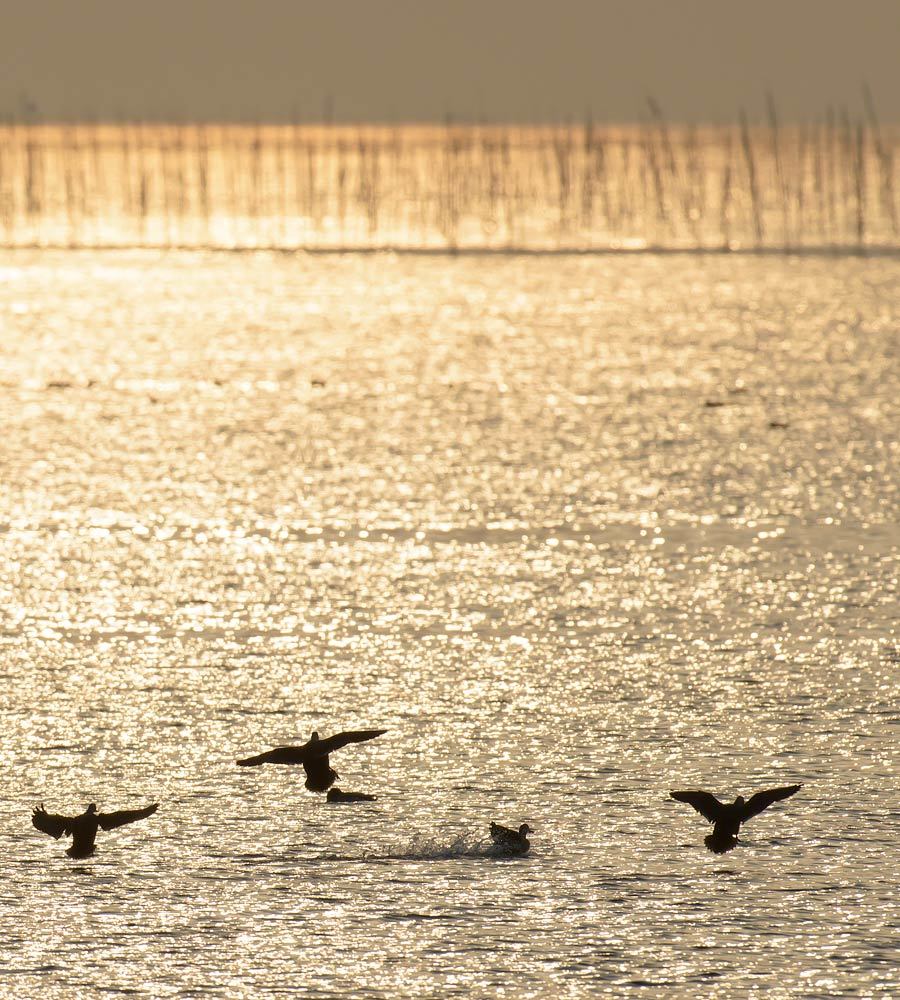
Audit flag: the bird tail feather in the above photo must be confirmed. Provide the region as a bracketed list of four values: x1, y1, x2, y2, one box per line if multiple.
[705, 833, 738, 854]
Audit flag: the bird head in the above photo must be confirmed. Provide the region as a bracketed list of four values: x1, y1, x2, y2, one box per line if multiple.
[87, 803, 98, 814]
[734, 796, 745, 808]
[519, 824, 533, 836]
[310, 731, 320, 741]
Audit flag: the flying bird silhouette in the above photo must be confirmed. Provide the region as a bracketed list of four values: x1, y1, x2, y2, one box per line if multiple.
[236, 729, 387, 793]
[489, 822, 533, 855]
[670, 784, 801, 853]
[325, 788, 377, 803]
[32, 802, 158, 858]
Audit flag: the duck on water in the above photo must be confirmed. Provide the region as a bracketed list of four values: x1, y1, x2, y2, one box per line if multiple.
[326, 788, 377, 803]
[489, 822, 533, 855]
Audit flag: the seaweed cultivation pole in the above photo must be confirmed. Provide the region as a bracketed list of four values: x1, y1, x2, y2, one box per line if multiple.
[863, 85, 898, 238]
[855, 123, 866, 245]
[739, 111, 764, 246]
[0, 119, 898, 251]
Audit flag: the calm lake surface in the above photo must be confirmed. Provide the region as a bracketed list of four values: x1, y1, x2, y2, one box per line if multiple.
[0, 248, 897, 998]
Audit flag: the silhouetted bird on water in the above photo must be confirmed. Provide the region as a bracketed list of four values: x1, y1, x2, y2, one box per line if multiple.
[670, 784, 801, 853]
[489, 822, 533, 855]
[236, 729, 387, 793]
[32, 802, 158, 858]
[326, 788, 377, 803]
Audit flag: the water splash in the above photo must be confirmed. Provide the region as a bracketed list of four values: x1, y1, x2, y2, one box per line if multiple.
[307, 833, 534, 863]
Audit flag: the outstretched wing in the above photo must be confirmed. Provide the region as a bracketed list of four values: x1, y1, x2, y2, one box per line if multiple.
[670, 790, 724, 823]
[316, 729, 387, 755]
[98, 803, 158, 830]
[237, 745, 311, 766]
[236, 730, 386, 766]
[741, 784, 801, 822]
[32, 804, 73, 839]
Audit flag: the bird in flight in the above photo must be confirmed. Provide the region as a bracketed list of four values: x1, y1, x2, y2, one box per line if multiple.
[489, 821, 533, 855]
[670, 784, 802, 853]
[236, 729, 387, 793]
[32, 802, 159, 858]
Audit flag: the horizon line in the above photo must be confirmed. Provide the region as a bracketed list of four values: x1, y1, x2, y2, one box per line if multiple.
[3, 243, 898, 259]
[3, 115, 900, 130]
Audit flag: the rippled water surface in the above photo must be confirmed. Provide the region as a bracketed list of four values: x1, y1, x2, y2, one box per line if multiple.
[0, 249, 897, 998]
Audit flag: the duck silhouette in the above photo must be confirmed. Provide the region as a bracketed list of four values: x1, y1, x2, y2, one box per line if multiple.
[325, 788, 377, 803]
[236, 729, 386, 793]
[670, 784, 801, 853]
[489, 822, 533, 854]
[32, 802, 158, 858]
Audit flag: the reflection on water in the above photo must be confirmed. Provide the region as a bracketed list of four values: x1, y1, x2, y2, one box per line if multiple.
[0, 249, 897, 997]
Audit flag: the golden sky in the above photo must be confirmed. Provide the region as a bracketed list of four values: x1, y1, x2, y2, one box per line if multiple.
[7, 0, 900, 122]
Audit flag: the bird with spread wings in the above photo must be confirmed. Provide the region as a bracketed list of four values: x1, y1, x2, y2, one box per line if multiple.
[236, 729, 386, 793]
[670, 784, 801, 853]
[32, 802, 159, 858]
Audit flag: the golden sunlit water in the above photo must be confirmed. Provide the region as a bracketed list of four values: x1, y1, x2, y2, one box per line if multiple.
[0, 243, 897, 997]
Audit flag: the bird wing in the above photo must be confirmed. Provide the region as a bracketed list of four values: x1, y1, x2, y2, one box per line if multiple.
[740, 784, 801, 822]
[236, 745, 312, 766]
[669, 790, 724, 823]
[316, 729, 387, 755]
[235, 730, 385, 766]
[98, 803, 158, 830]
[32, 805, 73, 839]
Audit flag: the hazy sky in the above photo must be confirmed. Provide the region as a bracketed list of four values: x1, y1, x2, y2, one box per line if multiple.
[6, 1, 900, 122]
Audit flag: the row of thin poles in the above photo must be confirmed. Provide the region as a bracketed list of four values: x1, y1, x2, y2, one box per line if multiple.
[0, 119, 897, 250]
